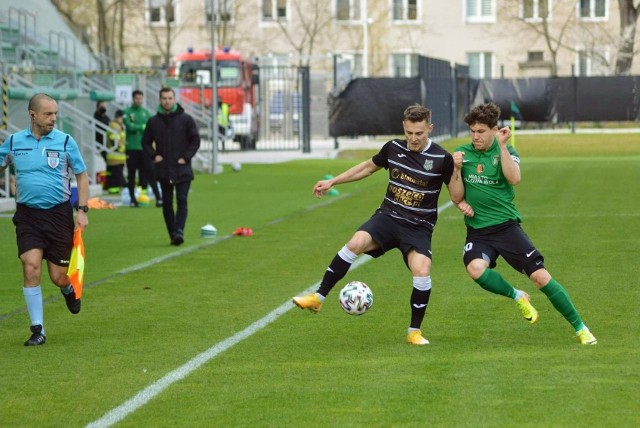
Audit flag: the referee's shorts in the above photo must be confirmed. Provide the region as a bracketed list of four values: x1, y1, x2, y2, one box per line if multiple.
[13, 202, 74, 267]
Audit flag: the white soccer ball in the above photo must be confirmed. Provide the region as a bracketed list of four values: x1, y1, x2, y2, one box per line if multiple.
[231, 161, 242, 172]
[338, 281, 373, 315]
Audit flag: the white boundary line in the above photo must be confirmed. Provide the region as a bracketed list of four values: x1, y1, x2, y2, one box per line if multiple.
[86, 255, 372, 428]
[86, 201, 454, 427]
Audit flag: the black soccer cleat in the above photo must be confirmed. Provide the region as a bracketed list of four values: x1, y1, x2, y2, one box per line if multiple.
[24, 324, 46, 346]
[61, 287, 81, 314]
[171, 230, 184, 246]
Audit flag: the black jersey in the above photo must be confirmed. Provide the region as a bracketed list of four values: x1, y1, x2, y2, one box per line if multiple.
[371, 139, 453, 228]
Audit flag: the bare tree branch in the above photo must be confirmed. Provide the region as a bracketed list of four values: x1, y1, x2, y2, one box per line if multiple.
[615, 0, 640, 74]
[275, 0, 332, 66]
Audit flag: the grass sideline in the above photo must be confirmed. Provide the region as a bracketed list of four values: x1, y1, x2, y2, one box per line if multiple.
[0, 134, 638, 427]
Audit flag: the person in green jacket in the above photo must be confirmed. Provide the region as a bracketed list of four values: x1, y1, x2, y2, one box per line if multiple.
[123, 89, 161, 207]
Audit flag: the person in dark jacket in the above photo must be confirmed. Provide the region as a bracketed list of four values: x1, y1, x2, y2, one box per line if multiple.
[142, 87, 201, 246]
[94, 100, 111, 162]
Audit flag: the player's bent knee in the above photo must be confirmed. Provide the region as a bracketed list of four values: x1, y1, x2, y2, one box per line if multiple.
[347, 231, 374, 254]
[466, 259, 487, 280]
[529, 268, 551, 289]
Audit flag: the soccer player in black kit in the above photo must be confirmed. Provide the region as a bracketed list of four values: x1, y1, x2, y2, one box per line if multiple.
[293, 104, 458, 345]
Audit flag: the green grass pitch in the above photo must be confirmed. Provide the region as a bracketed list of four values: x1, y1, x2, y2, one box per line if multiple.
[0, 133, 638, 426]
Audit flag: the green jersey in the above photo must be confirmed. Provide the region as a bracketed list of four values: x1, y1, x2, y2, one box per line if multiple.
[123, 104, 152, 151]
[455, 138, 522, 229]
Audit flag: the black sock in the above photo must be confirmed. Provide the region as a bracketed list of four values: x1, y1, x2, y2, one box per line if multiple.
[410, 288, 431, 329]
[317, 253, 353, 296]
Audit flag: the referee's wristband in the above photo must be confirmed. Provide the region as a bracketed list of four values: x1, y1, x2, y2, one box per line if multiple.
[77, 205, 89, 213]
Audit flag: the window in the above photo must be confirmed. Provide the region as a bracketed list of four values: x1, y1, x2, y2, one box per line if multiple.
[206, 0, 234, 22]
[577, 47, 609, 76]
[391, 53, 419, 77]
[466, 0, 495, 23]
[579, 0, 607, 20]
[179, 60, 242, 87]
[336, 0, 361, 21]
[527, 51, 544, 62]
[336, 53, 363, 78]
[263, 0, 287, 21]
[467, 52, 493, 78]
[392, 0, 418, 21]
[522, 0, 550, 21]
[147, 0, 175, 25]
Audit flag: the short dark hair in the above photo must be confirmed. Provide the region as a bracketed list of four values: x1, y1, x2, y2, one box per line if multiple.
[464, 103, 501, 128]
[403, 104, 431, 124]
[132, 89, 144, 98]
[159, 87, 175, 97]
[28, 93, 55, 112]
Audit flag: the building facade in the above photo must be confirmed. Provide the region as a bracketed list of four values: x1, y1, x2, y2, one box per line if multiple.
[125, 0, 635, 78]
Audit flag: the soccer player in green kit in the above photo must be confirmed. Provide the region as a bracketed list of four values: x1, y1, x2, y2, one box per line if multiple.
[449, 103, 597, 345]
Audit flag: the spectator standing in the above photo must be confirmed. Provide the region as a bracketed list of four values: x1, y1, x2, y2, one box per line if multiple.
[142, 87, 200, 246]
[123, 89, 161, 207]
[105, 109, 127, 194]
[93, 100, 110, 162]
[0, 93, 88, 346]
[218, 100, 231, 136]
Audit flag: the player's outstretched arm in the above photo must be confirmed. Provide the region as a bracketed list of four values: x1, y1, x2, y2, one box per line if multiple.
[312, 159, 380, 198]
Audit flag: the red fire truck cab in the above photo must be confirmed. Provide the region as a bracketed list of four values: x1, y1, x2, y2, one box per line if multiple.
[172, 48, 259, 149]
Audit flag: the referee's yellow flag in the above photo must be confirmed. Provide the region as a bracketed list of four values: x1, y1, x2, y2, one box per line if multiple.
[67, 229, 85, 298]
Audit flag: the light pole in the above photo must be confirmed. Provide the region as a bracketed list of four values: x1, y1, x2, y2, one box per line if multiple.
[362, 0, 368, 77]
[209, 0, 222, 173]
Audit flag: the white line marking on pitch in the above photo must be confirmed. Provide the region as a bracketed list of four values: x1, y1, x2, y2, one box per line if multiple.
[86, 254, 371, 428]
[86, 201, 453, 427]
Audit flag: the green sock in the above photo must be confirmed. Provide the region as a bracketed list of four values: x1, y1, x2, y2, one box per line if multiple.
[540, 278, 584, 331]
[474, 269, 517, 299]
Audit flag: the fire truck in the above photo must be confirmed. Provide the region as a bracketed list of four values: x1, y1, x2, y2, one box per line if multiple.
[171, 48, 259, 149]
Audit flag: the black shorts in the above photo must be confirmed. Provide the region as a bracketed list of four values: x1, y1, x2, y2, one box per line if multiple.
[13, 202, 74, 267]
[462, 220, 545, 276]
[358, 209, 433, 265]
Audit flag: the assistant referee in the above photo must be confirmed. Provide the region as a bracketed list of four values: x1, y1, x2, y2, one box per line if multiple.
[0, 93, 89, 346]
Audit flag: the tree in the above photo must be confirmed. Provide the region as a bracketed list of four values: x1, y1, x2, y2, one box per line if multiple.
[536, 7, 574, 77]
[134, 0, 208, 68]
[50, 0, 97, 62]
[274, 0, 333, 67]
[499, 0, 577, 77]
[206, 0, 242, 48]
[149, 0, 178, 68]
[615, 0, 640, 74]
[51, 0, 125, 69]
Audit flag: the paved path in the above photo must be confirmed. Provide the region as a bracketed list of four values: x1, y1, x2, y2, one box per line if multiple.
[216, 137, 384, 165]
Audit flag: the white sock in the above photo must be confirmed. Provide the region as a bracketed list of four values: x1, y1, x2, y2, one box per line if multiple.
[514, 289, 526, 301]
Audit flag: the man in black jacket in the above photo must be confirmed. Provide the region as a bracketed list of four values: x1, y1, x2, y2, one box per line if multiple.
[142, 87, 201, 246]
[94, 100, 111, 163]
